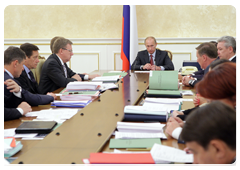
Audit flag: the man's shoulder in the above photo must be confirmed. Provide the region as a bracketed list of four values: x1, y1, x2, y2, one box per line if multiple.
[138, 50, 148, 55]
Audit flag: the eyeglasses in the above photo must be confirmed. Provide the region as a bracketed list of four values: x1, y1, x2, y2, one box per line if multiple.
[62, 48, 73, 53]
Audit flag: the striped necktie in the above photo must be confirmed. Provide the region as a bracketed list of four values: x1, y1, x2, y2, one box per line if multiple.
[62, 64, 67, 78]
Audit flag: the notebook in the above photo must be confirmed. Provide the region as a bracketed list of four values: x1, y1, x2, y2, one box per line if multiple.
[15, 121, 57, 134]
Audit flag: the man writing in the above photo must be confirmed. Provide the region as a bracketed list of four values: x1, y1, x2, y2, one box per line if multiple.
[131, 36, 174, 70]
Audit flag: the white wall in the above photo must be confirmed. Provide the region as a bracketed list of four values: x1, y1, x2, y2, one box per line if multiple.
[4, 37, 218, 73]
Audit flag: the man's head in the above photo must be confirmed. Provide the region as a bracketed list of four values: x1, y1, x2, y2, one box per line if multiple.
[4, 46, 26, 78]
[20, 43, 39, 69]
[50, 36, 63, 53]
[144, 36, 157, 54]
[217, 36, 236, 60]
[52, 37, 73, 63]
[195, 42, 218, 69]
[180, 101, 236, 164]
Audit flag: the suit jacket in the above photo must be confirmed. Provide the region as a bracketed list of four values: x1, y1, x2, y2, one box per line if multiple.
[131, 49, 174, 70]
[231, 56, 236, 62]
[15, 69, 39, 94]
[38, 54, 85, 94]
[4, 72, 54, 108]
[4, 107, 22, 121]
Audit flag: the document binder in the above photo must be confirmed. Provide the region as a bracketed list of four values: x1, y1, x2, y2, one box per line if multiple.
[144, 90, 182, 98]
[123, 113, 167, 122]
[15, 121, 57, 134]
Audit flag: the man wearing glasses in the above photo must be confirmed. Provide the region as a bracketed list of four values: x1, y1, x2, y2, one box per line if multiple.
[38, 37, 99, 94]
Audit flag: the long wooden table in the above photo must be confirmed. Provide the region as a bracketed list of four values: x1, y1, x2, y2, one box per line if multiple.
[5, 70, 194, 164]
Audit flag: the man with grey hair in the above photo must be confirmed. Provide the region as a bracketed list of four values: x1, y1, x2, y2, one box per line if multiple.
[38, 37, 99, 94]
[217, 36, 236, 62]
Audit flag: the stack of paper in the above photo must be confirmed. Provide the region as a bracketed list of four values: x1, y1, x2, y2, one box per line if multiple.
[66, 82, 102, 90]
[85, 152, 155, 164]
[115, 122, 167, 139]
[51, 100, 91, 108]
[25, 109, 78, 121]
[117, 122, 165, 133]
[4, 137, 23, 158]
[150, 143, 193, 163]
[91, 75, 120, 82]
[103, 72, 127, 77]
[60, 90, 100, 101]
[99, 83, 119, 92]
[124, 105, 167, 115]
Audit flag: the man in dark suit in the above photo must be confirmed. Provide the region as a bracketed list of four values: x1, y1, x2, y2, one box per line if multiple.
[15, 43, 56, 99]
[131, 36, 174, 70]
[182, 43, 218, 87]
[4, 46, 54, 110]
[217, 36, 236, 62]
[38, 37, 99, 94]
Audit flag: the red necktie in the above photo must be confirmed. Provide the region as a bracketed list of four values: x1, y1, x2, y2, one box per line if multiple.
[150, 55, 154, 65]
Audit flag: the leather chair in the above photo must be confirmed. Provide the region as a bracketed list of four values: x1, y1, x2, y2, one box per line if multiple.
[31, 56, 46, 84]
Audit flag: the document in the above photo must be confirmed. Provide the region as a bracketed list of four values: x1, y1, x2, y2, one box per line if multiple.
[124, 105, 167, 116]
[117, 122, 165, 133]
[91, 75, 120, 82]
[4, 128, 16, 137]
[144, 97, 181, 104]
[66, 81, 102, 90]
[115, 131, 167, 139]
[109, 138, 161, 149]
[149, 70, 179, 90]
[51, 100, 91, 108]
[142, 102, 180, 112]
[60, 90, 100, 101]
[150, 143, 193, 163]
[103, 72, 127, 77]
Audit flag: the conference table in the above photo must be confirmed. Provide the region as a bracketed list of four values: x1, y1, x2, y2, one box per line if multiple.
[5, 70, 195, 164]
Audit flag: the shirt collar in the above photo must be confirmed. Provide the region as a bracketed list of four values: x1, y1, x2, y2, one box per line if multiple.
[148, 50, 156, 58]
[229, 55, 236, 61]
[23, 65, 30, 74]
[56, 54, 64, 66]
[4, 69, 14, 78]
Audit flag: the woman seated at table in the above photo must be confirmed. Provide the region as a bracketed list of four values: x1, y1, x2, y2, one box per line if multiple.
[165, 62, 236, 140]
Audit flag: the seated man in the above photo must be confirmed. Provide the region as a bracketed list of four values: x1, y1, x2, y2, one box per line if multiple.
[182, 42, 218, 87]
[4, 78, 32, 121]
[217, 36, 236, 62]
[131, 36, 174, 70]
[38, 37, 99, 94]
[4, 46, 54, 109]
[15, 43, 56, 99]
[180, 101, 236, 164]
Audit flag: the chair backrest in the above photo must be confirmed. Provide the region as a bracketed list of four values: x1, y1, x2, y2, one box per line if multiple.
[31, 56, 46, 84]
[157, 48, 173, 60]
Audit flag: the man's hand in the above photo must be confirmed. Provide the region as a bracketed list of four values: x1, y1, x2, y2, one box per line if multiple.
[88, 74, 100, 80]
[172, 110, 184, 117]
[17, 102, 32, 115]
[165, 117, 181, 136]
[143, 63, 152, 70]
[47, 92, 57, 100]
[71, 74, 82, 81]
[150, 65, 161, 70]
[182, 76, 194, 86]
[4, 79, 20, 93]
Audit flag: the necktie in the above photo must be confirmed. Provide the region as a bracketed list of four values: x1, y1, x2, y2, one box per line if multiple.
[63, 64, 67, 78]
[150, 55, 154, 65]
[28, 71, 37, 83]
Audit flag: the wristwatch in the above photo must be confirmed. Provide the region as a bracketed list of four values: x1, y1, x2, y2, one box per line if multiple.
[188, 79, 195, 87]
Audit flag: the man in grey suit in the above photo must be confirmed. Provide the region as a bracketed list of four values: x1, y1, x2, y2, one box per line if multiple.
[131, 36, 174, 70]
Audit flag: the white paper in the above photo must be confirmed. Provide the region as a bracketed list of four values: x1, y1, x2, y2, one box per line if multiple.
[117, 122, 165, 133]
[115, 131, 167, 139]
[92, 75, 120, 82]
[143, 102, 180, 112]
[144, 98, 181, 104]
[4, 128, 16, 137]
[150, 143, 193, 163]
[180, 90, 194, 96]
[14, 133, 38, 138]
[134, 71, 150, 73]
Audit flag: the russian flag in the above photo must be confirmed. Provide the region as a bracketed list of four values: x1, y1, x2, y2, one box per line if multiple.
[121, 5, 139, 71]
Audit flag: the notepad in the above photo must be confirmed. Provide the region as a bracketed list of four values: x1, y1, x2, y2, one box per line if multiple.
[109, 138, 161, 149]
[15, 121, 57, 134]
[149, 71, 179, 90]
